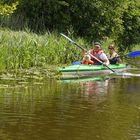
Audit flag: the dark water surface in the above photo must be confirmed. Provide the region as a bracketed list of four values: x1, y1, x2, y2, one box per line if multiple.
[0, 75, 140, 140]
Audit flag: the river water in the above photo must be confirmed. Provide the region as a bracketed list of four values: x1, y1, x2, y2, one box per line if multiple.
[0, 72, 140, 140]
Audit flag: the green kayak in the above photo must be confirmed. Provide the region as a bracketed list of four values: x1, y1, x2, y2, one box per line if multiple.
[58, 64, 127, 79]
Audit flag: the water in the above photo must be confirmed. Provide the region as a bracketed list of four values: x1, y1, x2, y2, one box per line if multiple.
[0, 74, 140, 140]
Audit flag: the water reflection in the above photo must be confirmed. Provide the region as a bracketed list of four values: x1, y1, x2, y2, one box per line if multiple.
[0, 76, 140, 140]
[80, 79, 109, 95]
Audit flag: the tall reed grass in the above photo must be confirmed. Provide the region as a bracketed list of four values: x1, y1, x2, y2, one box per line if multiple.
[0, 28, 139, 72]
[0, 28, 87, 71]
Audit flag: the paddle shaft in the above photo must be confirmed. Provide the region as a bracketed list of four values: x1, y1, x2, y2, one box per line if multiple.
[60, 33, 115, 73]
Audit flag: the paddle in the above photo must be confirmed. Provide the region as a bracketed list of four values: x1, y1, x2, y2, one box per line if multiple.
[127, 51, 140, 57]
[60, 33, 115, 73]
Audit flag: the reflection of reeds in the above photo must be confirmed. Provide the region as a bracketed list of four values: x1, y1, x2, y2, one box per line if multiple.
[0, 29, 85, 71]
[125, 56, 140, 67]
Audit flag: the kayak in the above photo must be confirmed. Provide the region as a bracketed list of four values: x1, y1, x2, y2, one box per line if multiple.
[58, 64, 127, 79]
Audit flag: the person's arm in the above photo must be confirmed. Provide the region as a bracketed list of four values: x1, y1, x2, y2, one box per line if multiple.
[100, 53, 110, 65]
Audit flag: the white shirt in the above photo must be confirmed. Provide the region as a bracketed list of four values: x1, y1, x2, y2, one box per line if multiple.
[99, 53, 110, 65]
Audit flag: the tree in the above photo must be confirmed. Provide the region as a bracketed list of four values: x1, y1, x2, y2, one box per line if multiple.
[0, 1, 18, 16]
[116, 0, 140, 51]
[1, 0, 140, 51]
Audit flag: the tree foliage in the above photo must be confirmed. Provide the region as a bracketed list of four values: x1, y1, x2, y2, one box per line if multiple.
[1, 0, 140, 50]
[0, 1, 18, 16]
[117, 0, 140, 51]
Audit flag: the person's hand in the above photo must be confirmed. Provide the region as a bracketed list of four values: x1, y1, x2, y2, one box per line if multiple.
[83, 49, 87, 53]
[102, 62, 107, 66]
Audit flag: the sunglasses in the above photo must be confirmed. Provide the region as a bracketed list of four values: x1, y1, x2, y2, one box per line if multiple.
[108, 48, 113, 50]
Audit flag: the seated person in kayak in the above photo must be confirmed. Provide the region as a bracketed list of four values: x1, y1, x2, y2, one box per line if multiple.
[108, 44, 121, 64]
[82, 42, 109, 65]
[82, 54, 94, 64]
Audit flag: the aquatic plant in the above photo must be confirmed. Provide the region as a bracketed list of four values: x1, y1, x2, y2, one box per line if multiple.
[0, 29, 86, 72]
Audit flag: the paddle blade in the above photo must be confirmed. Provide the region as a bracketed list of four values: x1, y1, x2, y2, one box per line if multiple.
[127, 51, 140, 57]
[60, 33, 75, 44]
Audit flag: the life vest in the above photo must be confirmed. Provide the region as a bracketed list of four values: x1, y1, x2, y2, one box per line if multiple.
[82, 59, 94, 65]
[90, 49, 103, 63]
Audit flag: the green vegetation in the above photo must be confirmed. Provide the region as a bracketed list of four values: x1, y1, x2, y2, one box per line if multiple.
[0, 29, 89, 72]
[0, 1, 18, 16]
[1, 0, 139, 50]
[0, 0, 139, 74]
[0, 28, 139, 71]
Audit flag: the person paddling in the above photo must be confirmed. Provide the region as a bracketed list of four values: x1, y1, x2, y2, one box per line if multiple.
[108, 44, 121, 64]
[82, 42, 109, 65]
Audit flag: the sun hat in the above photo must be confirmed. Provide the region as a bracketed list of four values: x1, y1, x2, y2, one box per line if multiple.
[94, 42, 101, 46]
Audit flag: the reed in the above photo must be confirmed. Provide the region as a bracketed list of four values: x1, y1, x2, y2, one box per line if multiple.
[0, 28, 85, 71]
[131, 44, 140, 51]
[1, 28, 139, 73]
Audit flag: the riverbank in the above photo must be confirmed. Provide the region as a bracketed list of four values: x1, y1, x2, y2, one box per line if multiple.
[0, 28, 139, 76]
